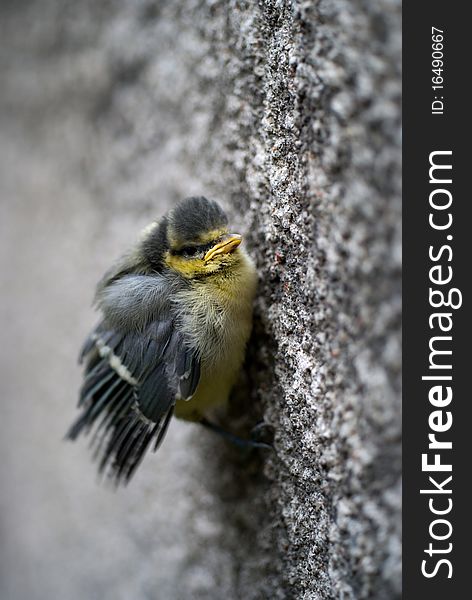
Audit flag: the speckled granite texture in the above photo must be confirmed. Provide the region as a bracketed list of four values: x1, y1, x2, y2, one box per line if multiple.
[0, 1, 401, 598]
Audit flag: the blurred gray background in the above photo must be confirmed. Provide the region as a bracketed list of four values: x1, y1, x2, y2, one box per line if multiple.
[1, 1, 401, 599]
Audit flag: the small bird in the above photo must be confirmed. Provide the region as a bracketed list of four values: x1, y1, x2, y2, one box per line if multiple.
[67, 196, 258, 484]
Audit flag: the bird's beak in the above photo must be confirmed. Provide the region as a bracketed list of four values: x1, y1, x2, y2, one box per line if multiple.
[204, 234, 242, 262]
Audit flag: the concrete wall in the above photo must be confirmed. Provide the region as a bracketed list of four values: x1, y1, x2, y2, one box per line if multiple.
[0, 1, 401, 598]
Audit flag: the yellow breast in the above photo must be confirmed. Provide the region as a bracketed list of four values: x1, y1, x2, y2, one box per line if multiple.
[174, 252, 257, 421]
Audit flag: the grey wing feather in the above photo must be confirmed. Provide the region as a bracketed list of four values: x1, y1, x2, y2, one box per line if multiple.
[68, 289, 200, 484]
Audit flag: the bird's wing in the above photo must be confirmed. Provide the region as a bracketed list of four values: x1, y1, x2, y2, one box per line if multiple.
[67, 316, 200, 484]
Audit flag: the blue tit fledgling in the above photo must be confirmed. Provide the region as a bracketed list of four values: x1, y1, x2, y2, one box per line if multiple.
[67, 196, 258, 484]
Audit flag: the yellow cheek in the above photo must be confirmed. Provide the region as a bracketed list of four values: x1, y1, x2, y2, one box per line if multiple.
[164, 253, 208, 278]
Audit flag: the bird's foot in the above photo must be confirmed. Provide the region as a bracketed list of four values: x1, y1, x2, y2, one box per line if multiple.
[199, 418, 273, 450]
[250, 420, 275, 446]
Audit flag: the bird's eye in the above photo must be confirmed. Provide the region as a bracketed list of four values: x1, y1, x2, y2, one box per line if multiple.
[179, 246, 198, 258]
[175, 241, 217, 259]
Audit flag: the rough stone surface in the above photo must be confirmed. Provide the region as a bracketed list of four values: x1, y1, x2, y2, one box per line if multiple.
[0, 1, 401, 599]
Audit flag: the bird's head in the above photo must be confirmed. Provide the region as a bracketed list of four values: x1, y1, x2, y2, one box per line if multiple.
[141, 197, 246, 279]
